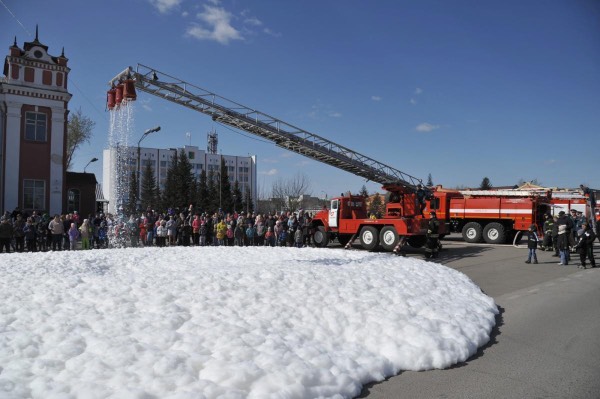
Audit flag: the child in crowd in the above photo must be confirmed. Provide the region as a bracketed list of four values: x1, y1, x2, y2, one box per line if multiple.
[68, 222, 80, 250]
[79, 219, 93, 250]
[525, 224, 539, 264]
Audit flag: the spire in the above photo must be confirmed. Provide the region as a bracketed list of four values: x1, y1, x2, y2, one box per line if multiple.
[13, 36, 17, 47]
[35, 25, 39, 41]
[61, 47, 65, 57]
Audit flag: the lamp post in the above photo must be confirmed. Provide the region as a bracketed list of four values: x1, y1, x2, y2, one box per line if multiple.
[137, 126, 161, 209]
[84, 157, 98, 173]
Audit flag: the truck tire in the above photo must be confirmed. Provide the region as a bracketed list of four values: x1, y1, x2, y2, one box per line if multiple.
[337, 234, 352, 246]
[379, 226, 399, 251]
[313, 226, 329, 247]
[407, 235, 427, 248]
[483, 222, 506, 244]
[462, 222, 483, 243]
[359, 226, 379, 250]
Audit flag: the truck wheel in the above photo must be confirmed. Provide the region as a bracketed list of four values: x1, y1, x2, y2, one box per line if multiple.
[407, 235, 427, 248]
[379, 226, 399, 251]
[337, 234, 352, 246]
[483, 222, 506, 244]
[462, 222, 483, 243]
[359, 226, 379, 250]
[313, 226, 329, 247]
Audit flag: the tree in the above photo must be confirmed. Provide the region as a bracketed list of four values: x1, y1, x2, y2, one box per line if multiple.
[126, 170, 138, 216]
[161, 154, 179, 211]
[207, 169, 218, 213]
[176, 149, 194, 208]
[427, 173, 434, 188]
[219, 157, 233, 212]
[232, 180, 244, 214]
[243, 185, 254, 214]
[359, 185, 369, 197]
[198, 169, 209, 212]
[66, 108, 95, 171]
[479, 177, 492, 190]
[271, 172, 312, 211]
[140, 162, 158, 211]
[369, 193, 384, 217]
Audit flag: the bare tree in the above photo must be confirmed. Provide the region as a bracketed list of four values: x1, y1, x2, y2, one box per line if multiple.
[66, 108, 95, 171]
[271, 172, 312, 212]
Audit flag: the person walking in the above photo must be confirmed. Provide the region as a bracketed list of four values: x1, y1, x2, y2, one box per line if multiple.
[425, 211, 440, 259]
[525, 224, 539, 264]
[575, 221, 596, 269]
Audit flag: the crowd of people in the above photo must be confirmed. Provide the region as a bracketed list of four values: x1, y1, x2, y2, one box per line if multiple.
[530, 208, 598, 268]
[0, 206, 317, 253]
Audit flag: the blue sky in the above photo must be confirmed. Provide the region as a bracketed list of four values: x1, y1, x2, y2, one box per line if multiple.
[2, 0, 599, 197]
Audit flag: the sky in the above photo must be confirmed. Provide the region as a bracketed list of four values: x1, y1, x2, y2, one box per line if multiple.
[0, 246, 498, 398]
[1, 0, 599, 198]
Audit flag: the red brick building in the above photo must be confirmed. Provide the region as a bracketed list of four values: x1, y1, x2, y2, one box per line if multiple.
[0, 28, 72, 215]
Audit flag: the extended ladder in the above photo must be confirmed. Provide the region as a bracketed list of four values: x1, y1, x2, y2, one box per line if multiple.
[110, 64, 422, 191]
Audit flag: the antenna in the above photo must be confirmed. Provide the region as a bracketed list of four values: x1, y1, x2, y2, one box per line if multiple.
[207, 129, 218, 154]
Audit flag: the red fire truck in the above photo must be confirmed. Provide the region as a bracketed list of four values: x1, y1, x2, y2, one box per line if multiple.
[440, 189, 552, 244]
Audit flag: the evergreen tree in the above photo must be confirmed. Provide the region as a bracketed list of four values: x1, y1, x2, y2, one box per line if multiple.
[479, 177, 492, 190]
[426, 173, 434, 187]
[207, 169, 218, 213]
[140, 162, 159, 211]
[232, 180, 244, 214]
[359, 185, 369, 197]
[242, 185, 253, 214]
[198, 169, 209, 213]
[220, 157, 233, 212]
[126, 170, 138, 216]
[369, 193, 384, 217]
[176, 149, 194, 208]
[162, 155, 179, 211]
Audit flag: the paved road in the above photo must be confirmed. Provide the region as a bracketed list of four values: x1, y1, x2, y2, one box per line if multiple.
[358, 238, 600, 399]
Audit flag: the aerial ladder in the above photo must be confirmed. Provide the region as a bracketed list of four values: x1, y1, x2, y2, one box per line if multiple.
[108, 64, 444, 251]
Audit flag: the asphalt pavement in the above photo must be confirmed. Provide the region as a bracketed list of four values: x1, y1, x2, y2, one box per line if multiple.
[357, 237, 600, 399]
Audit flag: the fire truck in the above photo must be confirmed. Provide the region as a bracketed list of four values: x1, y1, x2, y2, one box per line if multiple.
[441, 189, 552, 244]
[108, 65, 449, 252]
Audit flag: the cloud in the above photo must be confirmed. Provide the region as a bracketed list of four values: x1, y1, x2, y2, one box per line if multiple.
[181, 11, 189, 17]
[328, 111, 342, 118]
[260, 158, 279, 164]
[415, 88, 423, 95]
[410, 98, 417, 105]
[371, 96, 382, 101]
[259, 168, 278, 176]
[416, 123, 440, 132]
[263, 27, 282, 37]
[186, 6, 243, 44]
[244, 16, 262, 26]
[148, 0, 182, 14]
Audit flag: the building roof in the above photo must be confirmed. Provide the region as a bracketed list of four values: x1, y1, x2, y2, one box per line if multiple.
[66, 172, 98, 185]
[96, 184, 108, 203]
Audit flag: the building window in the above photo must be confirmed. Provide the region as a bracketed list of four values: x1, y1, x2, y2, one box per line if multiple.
[24, 67, 34, 82]
[188, 152, 195, 160]
[42, 70, 52, 85]
[23, 179, 45, 210]
[67, 188, 81, 213]
[25, 112, 47, 142]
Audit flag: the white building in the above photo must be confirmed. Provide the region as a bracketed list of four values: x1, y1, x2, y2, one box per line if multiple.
[102, 144, 256, 214]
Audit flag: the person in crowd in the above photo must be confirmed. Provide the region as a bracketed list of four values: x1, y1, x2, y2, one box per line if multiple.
[425, 211, 440, 259]
[234, 221, 244, 246]
[557, 224, 569, 266]
[23, 217, 37, 252]
[181, 220, 192, 246]
[192, 214, 201, 246]
[525, 224, 539, 264]
[0, 216, 14, 253]
[294, 226, 304, 248]
[37, 214, 49, 251]
[575, 221, 596, 269]
[166, 215, 177, 246]
[139, 216, 147, 247]
[13, 214, 25, 252]
[255, 216, 266, 246]
[245, 222, 256, 246]
[127, 216, 139, 248]
[156, 220, 167, 247]
[199, 219, 208, 246]
[265, 226, 275, 247]
[49, 214, 64, 251]
[68, 222, 80, 250]
[556, 211, 573, 262]
[551, 215, 559, 257]
[416, 184, 427, 216]
[226, 224, 234, 246]
[79, 219, 93, 250]
[216, 218, 227, 246]
[277, 227, 288, 247]
[541, 213, 554, 251]
[62, 214, 72, 250]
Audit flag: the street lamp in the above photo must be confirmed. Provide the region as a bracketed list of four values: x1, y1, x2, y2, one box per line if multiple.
[137, 126, 161, 208]
[84, 157, 98, 173]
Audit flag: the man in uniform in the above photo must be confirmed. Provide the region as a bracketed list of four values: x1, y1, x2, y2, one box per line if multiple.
[425, 211, 440, 258]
